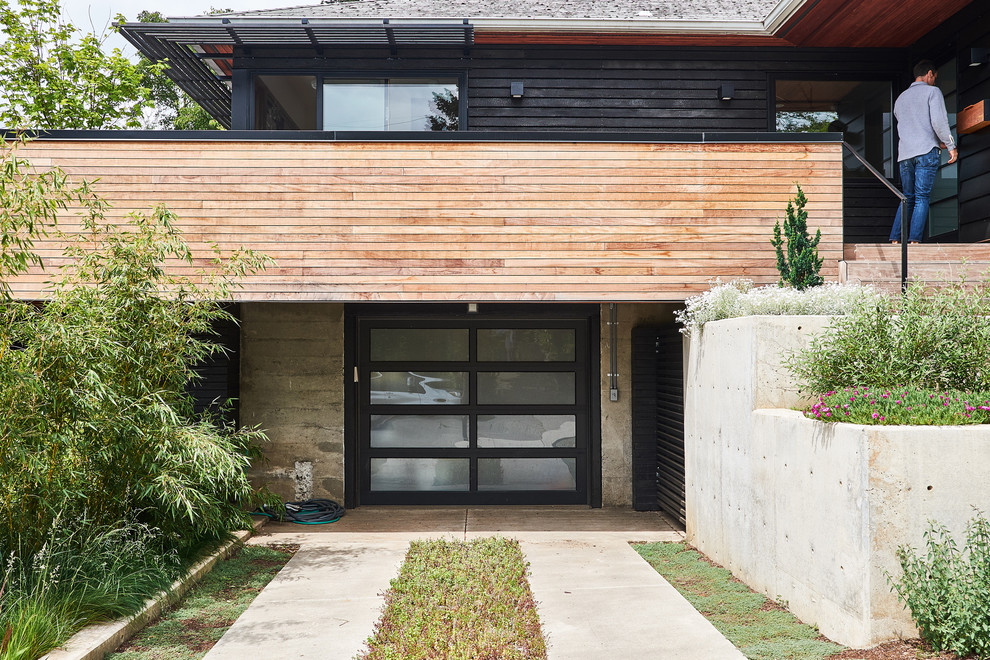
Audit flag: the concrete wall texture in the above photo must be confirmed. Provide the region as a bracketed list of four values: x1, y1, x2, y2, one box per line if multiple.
[684, 315, 990, 647]
[240, 303, 346, 503]
[599, 303, 679, 507]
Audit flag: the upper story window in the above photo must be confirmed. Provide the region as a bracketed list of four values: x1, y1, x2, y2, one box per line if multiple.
[774, 79, 893, 178]
[324, 78, 459, 131]
[255, 75, 318, 130]
[252, 74, 461, 131]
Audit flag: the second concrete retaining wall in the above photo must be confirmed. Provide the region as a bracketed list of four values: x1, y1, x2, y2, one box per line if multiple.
[684, 316, 990, 647]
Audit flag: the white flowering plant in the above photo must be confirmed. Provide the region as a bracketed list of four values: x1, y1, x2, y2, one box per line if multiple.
[675, 279, 883, 335]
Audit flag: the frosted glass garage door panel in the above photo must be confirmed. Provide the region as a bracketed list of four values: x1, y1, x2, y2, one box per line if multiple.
[370, 328, 468, 362]
[370, 372, 467, 405]
[477, 372, 575, 405]
[477, 458, 577, 491]
[477, 415, 576, 448]
[370, 458, 469, 491]
[370, 415, 469, 448]
[477, 329, 576, 362]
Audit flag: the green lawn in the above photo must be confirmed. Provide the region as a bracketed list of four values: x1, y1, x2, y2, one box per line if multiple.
[108, 544, 296, 660]
[634, 542, 845, 660]
[358, 537, 546, 660]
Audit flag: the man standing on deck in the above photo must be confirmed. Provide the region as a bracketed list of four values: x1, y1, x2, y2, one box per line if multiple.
[889, 60, 958, 244]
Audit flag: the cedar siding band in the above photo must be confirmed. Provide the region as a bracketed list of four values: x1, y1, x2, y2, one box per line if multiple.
[14, 139, 842, 302]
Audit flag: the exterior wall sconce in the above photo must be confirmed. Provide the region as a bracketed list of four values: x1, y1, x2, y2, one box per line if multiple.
[717, 83, 734, 101]
[467, 303, 479, 313]
[510, 81, 525, 98]
[968, 48, 989, 67]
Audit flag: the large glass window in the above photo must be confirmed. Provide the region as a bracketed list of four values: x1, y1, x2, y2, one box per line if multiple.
[252, 75, 460, 131]
[775, 79, 893, 178]
[323, 78, 459, 131]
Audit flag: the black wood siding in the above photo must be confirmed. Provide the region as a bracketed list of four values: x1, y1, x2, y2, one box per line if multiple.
[234, 45, 907, 133]
[912, 1, 990, 241]
[189, 306, 241, 426]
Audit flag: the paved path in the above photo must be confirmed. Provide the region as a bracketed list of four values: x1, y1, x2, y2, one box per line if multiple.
[203, 508, 744, 660]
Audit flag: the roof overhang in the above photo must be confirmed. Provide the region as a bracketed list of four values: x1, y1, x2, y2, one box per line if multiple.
[120, 19, 478, 128]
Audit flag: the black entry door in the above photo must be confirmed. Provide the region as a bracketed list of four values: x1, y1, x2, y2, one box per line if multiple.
[353, 309, 597, 505]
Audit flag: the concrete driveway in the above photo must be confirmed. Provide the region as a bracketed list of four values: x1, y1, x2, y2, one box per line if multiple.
[203, 507, 745, 659]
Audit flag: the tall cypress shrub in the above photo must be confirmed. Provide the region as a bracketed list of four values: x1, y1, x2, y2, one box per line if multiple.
[771, 185, 823, 290]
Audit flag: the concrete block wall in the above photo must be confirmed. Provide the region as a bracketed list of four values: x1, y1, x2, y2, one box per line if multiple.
[684, 316, 990, 647]
[240, 303, 346, 503]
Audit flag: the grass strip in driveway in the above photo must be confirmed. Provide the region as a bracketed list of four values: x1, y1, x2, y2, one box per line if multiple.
[107, 544, 296, 660]
[634, 542, 845, 660]
[358, 536, 546, 660]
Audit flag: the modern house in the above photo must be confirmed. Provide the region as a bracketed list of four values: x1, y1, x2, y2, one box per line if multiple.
[9, 0, 990, 518]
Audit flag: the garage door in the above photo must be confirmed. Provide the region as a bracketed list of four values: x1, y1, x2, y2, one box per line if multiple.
[354, 309, 597, 505]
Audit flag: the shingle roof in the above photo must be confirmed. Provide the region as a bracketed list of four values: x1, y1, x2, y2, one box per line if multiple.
[211, 0, 781, 22]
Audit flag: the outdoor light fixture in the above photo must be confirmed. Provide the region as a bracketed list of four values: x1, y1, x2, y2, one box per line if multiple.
[467, 303, 479, 313]
[717, 83, 734, 101]
[510, 81, 525, 98]
[968, 47, 989, 67]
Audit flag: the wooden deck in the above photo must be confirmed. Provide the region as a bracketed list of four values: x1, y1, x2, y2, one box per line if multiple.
[12, 138, 843, 302]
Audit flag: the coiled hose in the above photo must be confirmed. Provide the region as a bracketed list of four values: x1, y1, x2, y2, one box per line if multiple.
[253, 498, 345, 524]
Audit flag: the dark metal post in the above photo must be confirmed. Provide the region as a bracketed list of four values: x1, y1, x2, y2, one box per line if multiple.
[900, 199, 908, 292]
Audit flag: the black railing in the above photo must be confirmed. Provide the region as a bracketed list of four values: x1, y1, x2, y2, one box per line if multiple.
[841, 142, 909, 291]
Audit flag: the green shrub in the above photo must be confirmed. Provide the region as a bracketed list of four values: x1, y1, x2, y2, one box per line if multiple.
[806, 386, 990, 425]
[0, 207, 273, 555]
[675, 279, 880, 335]
[788, 278, 990, 394]
[889, 514, 990, 658]
[771, 185, 823, 290]
[0, 139, 276, 557]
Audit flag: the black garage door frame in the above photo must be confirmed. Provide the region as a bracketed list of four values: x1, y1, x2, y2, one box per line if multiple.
[344, 303, 601, 508]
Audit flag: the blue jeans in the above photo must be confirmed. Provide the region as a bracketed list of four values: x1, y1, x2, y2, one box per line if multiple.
[889, 147, 940, 243]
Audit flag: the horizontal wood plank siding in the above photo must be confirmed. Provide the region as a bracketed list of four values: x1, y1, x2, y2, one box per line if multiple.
[14, 139, 842, 301]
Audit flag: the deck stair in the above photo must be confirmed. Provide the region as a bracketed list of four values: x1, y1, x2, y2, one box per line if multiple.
[840, 243, 990, 292]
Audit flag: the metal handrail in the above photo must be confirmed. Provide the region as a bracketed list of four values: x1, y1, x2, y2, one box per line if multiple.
[841, 142, 909, 292]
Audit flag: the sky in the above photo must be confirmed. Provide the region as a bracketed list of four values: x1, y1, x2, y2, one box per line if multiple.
[59, 0, 301, 53]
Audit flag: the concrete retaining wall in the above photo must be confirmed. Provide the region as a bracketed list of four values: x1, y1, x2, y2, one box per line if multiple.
[684, 316, 990, 647]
